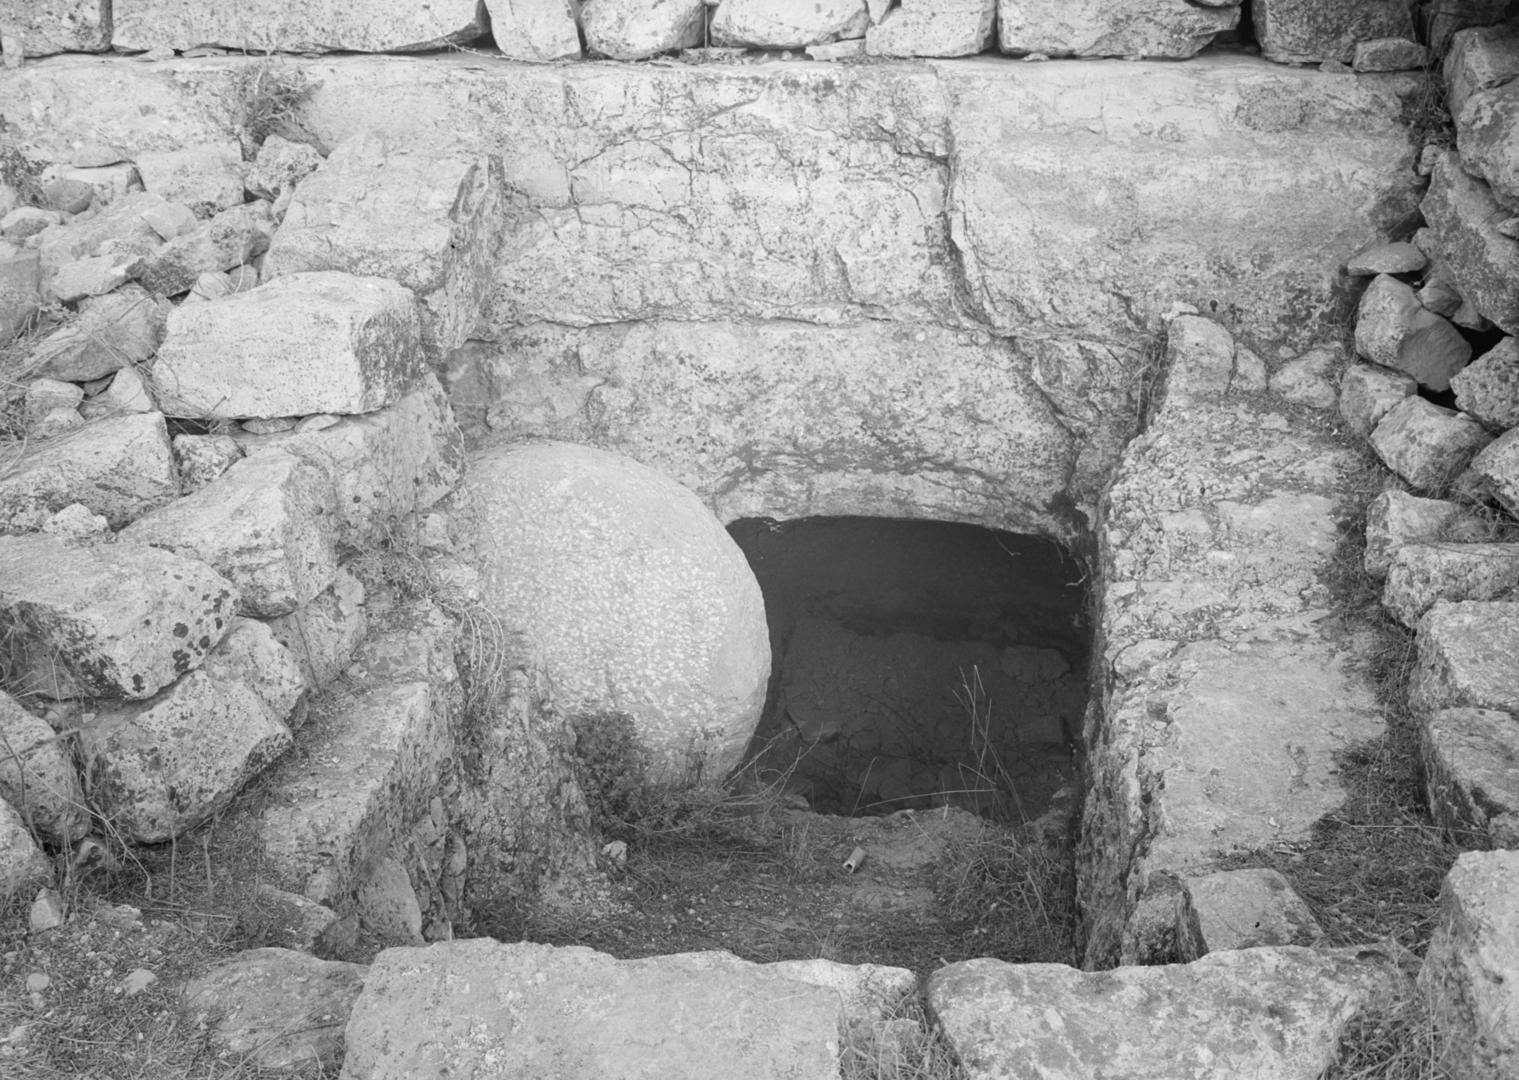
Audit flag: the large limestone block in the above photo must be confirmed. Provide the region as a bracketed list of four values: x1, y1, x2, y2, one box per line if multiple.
[929, 948, 1401, 1080]
[996, 0, 1238, 59]
[1411, 601, 1519, 715]
[1253, 0, 1416, 64]
[1422, 707, 1519, 848]
[83, 670, 292, 843]
[943, 56, 1420, 353]
[487, 0, 582, 60]
[0, 535, 238, 700]
[182, 948, 366, 1072]
[0, 0, 110, 56]
[1446, 23, 1519, 119]
[1422, 149, 1519, 335]
[1354, 274, 1471, 392]
[154, 271, 424, 420]
[339, 940, 847, 1080]
[0, 689, 88, 844]
[0, 798, 52, 902]
[257, 681, 447, 903]
[1383, 543, 1519, 627]
[263, 134, 505, 359]
[460, 442, 770, 784]
[236, 374, 464, 546]
[1420, 850, 1519, 1080]
[112, 0, 488, 53]
[461, 321, 1082, 541]
[0, 416, 175, 523]
[582, 0, 705, 59]
[1368, 396, 1492, 492]
[122, 450, 339, 618]
[711, 0, 869, 48]
[865, 0, 994, 57]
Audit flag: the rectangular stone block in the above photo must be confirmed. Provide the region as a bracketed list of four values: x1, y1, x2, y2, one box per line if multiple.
[1422, 707, 1519, 848]
[0, 534, 238, 700]
[263, 132, 505, 360]
[997, 0, 1238, 59]
[121, 449, 339, 617]
[112, 0, 487, 53]
[1254, 0, 1416, 64]
[154, 271, 424, 420]
[0, 0, 110, 56]
[1412, 601, 1519, 716]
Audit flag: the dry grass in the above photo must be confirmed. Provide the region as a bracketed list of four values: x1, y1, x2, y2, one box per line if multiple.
[840, 993, 964, 1080]
[1323, 983, 1461, 1080]
[227, 56, 318, 149]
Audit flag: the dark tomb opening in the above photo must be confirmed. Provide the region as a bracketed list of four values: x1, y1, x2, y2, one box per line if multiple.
[729, 516, 1090, 822]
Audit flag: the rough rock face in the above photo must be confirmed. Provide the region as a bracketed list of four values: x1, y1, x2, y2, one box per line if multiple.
[0, 689, 89, 844]
[0, 0, 111, 56]
[866, 0, 995, 57]
[1411, 601, 1519, 716]
[154, 272, 424, 420]
[340, 940, 890, 1080]
[1420, 850, 1519, 1080]
[0, 798, 53, 902]
[711, 0, 869, 48]
[1253, 0, 1416, 64]
[458, 442, 769, 785]
[1454, 337, 1519, 430]
[582, 0, 705, 59]
[1177, 869, 1323, 959]
[487, 0, 583, 60]
[1445, 23, 1519, 118]
[929, 948, 1402, 1080]
[1422, 149, 1519, 335]
[263, 133, 505, 360]
[0, 535, 238, 700]
[1457, 79, 1519, 210]
[1384, 543, 1519, 626]
[111, 0, 488, 53]
[1421, 707, 1519, 847]
[1354, 273, 1471, 392]
[995, 0, 1239, 59]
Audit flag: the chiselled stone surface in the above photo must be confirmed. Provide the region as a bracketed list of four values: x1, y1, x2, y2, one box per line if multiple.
[488, 0, 583, 60]
[0, 0, 110, 56]
[1383, 543, 1519, 627]
[458, 442, 769, 785]
[0, 689, 88, 845]
[1253, 0, 1415, 64]
[1411, 601, 1519, 716]
[0, 534, 237, 700]
[1422, 149, 1519, 335]
[581, 0, 703, 59]
[341, 940, 853, 1080]
[996, 0, 1238, 59]
[263, 133, 505, 359]
[1422, 707, 1519, 848]
[182, 947, 366, 1072]
[83, 670, 292, 843]
[112, 0, 487, 53]
[929, 948, 1401, 1080]
[122, 450, 338, 618]
[457, 321, 1083, 541]
[1420, 850, 1519, 1080]
[154, 271, 424, 420]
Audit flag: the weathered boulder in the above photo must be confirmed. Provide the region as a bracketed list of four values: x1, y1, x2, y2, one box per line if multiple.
[246, 885, 343, 951]
[136, 201, 275, 298]
[133, 143, 246, 216]
[711, 0, 869, 48]
[1384, 543, 1519, 626]
[1339, 362, 1416, 439]
[1411, 601, 1519, 716]
[0, 534, 237, 700]
[170, 433, 242, 492]
[1425, 0, 1519, 56]
[1463, 426, 1519, 516]
[122, 450, 338, 618]
[487, 0, 583, 60]
[1369, 396, 1492, 492]
[1422, 149, 1519, 335]
[83, 670, 292, 843]
[1454, 337, 1519, 430]
[929, 948, 1401, 1080]
[27, 285, 165, 382]
[1420, 850, 1519, 1080]
[866, 0, 994, 57]
[154, 271, 424, 420]
[1269, 345, 1339, 409]
[996, 0, 1238, 58]
[200, 619, 308, 724]
[582, 0, 704, 59]
[462, 321, 1082, 541]
[47, 255, 134, 304]
[1353, 36, 1431, 72]
[0, 689, 88, 845]
[1445, 23, 1519, 118]
[1346, 240, 1427, 276]
[459, 442, 769, 784]
[182, 947, 366, 1072]
[340, 940, 859, 1080]
[263, 133, 505, 359]
[243, 135, 324, 203]
[235, 373, 464, 546]
[0, 798, 52, 902]
[1422, 707, 1519, 848]
[0, 245, 40, 343]
[1459, 82, 1519, 212]
[1365, 489, 1497, 579]
[353, 855, 424, 945]
[0, 411, 178, 532]
[34, 191, 166, 287]
[1253, 0, 1415, 64]
[82, 366, 155, 418]
[0, 0, 110, 55]
[1177, 869, 1322, 960]
[1354, 274, 1471, 392]
[264, 566, 367, 691]
[112, 0, 488, 52]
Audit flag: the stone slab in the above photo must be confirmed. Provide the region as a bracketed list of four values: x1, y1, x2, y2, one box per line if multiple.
[488, 0, 583, 61]
[112, 0, 488, 53]
[1177, 868, 1322, 960]
[996, 0, 1238, 59]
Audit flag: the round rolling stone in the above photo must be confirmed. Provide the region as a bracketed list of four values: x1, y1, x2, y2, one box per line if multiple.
[462, 442, 770, 785]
